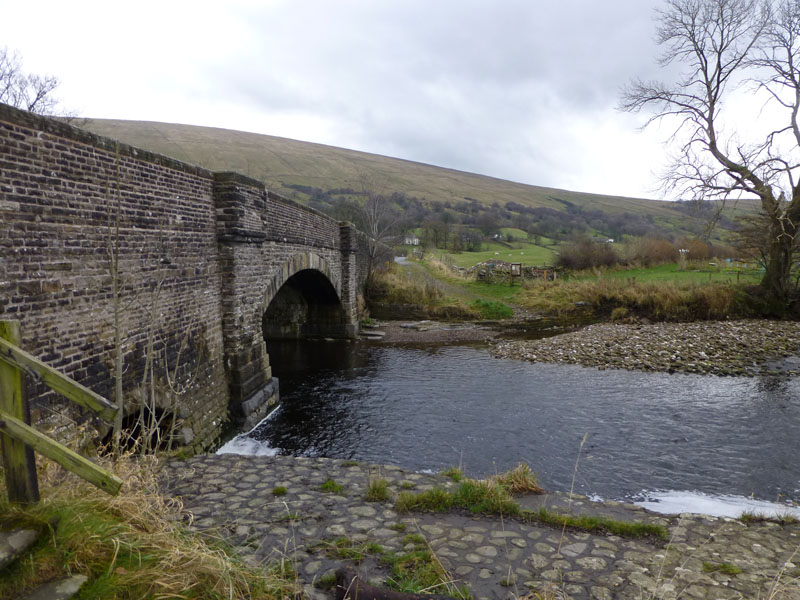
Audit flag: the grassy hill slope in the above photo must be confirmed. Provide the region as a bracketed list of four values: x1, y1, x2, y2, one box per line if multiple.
[82, 118, 757, 239]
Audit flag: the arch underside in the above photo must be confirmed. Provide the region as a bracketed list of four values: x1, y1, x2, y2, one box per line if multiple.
[262, 253, 351, 339]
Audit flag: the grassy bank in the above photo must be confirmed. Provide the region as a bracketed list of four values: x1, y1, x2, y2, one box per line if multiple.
[368, 261, 520, 321]
[0, 456, 294, 600]
[370, 257, 782, 323]
[515, 278, 756, 321]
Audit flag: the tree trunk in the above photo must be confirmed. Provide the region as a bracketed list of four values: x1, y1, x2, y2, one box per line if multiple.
[760, 193, 800, 307]
[761, 233, 792, 303]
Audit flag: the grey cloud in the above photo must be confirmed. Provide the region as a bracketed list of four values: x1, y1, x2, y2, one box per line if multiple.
[204, 0, 668, 193]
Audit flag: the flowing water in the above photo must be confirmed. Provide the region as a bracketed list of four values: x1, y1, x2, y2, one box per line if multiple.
[220, 339, 800, 516]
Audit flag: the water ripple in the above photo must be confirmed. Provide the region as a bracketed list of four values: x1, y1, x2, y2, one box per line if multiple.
[233, 340, 800, 505]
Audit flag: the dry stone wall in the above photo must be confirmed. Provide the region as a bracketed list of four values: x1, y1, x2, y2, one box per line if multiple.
[0, 103, 369, 449]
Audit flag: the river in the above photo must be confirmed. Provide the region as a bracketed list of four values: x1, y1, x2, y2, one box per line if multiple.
[219, 338, 800, 517]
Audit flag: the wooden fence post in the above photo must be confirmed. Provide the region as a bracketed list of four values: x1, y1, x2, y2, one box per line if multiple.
[0, 320, 40, 503]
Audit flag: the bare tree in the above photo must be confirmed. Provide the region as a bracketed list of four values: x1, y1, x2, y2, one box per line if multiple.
[621, 0, 800, 305]
[0, 47, 61, 115]
[354, 172, 402, 278]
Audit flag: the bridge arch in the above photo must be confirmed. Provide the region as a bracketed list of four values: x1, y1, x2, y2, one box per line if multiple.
[261, 252, 351, 339]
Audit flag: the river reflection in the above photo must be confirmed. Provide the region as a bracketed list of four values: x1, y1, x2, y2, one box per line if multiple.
[228, 340, 800, 506]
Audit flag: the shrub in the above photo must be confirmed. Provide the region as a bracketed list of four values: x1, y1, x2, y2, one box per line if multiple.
[555, 237, 620, 270]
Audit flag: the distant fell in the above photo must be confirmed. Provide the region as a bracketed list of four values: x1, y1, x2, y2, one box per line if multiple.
[81, 118, 755, 239]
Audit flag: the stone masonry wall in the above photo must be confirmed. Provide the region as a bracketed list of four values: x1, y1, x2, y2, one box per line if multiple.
[0, 103, 370, 449]
[0, 103, 228, 449]
[213, 175, 355, 422]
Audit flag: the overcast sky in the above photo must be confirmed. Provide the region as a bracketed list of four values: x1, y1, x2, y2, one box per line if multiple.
[3, 0, 685, 199]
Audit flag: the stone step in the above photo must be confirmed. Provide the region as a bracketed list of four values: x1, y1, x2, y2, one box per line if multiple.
[1, 527, 89, 600]
[0, 528, 39, 570]
[20, 575, 88, 600]
[360, 330, 386, 339]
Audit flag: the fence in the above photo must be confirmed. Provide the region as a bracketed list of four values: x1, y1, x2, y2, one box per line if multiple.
[0, 320, 121, 503]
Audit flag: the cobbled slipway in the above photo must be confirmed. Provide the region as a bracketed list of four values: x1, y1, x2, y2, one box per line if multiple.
[165, 454, 800, 600]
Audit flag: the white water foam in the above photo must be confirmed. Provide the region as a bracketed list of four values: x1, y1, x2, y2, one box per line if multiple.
[216, 436, 278, 456]
[634, 490, 800, 519]
[216, 407, 281, 457]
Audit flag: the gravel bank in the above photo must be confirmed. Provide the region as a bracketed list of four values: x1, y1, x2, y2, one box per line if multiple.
[491, 319, 800, 376]
[372, 320, 500, 344]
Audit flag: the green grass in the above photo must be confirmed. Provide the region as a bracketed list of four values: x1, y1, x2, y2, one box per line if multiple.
[365, 478, 390, 502]
[525, 507, 669, 541]
[582, 262, 762, 285]
[437, 240, 556, 269]
[0, 456, 298, 600]
[402, 533, 427, 546]
[396, 480, 519, 516]
[379, 534, 471, 600]
[320, 478, 344, 493]
[491, 462, 543, 494]
[396, 488, 455, 513]
[314, 573, 338, 590]
[320, 537, 370, 562]
[453, 480, 520, 514]
[382, 549, 471, 599]
[739, 510, 799, 525]
[460, 279, 526, 302]
[271, 486, 287, 496]
[471, 299, 514, 319]
[394, 465, 666, 541]
[702, 561, 742, 575]
[318, 533, 469, 600]
[441, 466, 464, 482]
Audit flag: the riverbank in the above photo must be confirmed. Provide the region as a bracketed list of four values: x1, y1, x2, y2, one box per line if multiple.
[374, 320, 501, 343]
[490, 319, 800, 377]
[166, 454, 800, 600]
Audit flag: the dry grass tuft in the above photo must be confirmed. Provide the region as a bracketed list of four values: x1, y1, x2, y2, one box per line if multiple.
[519, 278, 750, 321]
[490, 462, 543, 495]
[0, 453, 298, 599]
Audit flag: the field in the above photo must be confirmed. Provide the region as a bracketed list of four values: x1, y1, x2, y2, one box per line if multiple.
[433, 240, 557, 269]
[436, 244, 551, 268]
[386, 256, 768, 322]
[576, 262, 763, 285]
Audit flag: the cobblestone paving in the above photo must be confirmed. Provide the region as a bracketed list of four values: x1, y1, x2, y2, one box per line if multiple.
[165, 454, 800, 600]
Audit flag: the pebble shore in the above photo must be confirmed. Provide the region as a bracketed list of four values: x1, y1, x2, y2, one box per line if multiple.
[491, 320, 800, 377]
[165, 454, 800, 600]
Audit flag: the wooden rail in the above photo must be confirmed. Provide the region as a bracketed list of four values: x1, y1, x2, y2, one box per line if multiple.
[0, 320, 122, 503]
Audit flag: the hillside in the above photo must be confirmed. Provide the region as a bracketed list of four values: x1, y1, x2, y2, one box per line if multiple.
[82, 119, 756, 241]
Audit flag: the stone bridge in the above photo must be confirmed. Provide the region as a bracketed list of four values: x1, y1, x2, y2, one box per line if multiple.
[0, 103, 373, 449]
